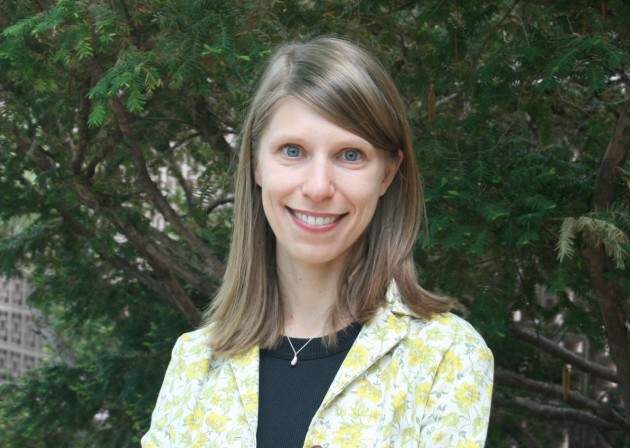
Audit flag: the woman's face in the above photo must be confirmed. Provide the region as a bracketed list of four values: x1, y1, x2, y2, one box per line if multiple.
[255, 98, 401, 271]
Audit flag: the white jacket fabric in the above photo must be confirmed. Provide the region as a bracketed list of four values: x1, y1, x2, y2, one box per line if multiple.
[142, 287, 494, 447]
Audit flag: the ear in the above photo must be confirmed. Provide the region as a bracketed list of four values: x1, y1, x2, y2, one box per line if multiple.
[379, 149, 403, 196]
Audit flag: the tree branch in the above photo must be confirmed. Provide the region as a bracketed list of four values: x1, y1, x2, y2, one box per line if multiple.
[13, 128, 205, 327]
[102, 204, 204, 289]
[166, 159, 197, 218]
[18, 128, 205, 320]
[147, 132, 201, 169]
[206, 195, 234, 215]
[55, 208, 201, 325]
[193, 97, 234, 160]
[495, 368, 630, 431]
[110, 97, 225, 279]
[494, 392, 617, 430]
[146, 225, 216, 290]
[510, 325, 618, 383]
[155, 268, 202, 327]
[84, 132, 117, 180]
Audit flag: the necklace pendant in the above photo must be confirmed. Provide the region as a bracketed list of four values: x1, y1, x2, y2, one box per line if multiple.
[287, 335, 314, 366]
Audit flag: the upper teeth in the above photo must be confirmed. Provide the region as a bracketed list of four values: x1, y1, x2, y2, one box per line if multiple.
[294, 211, 338, 226]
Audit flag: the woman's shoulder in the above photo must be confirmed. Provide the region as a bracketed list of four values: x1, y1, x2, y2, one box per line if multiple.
[420, 311, 486, 336]
[396, 312, 494, 381]
[170, 326, 214, 359]
[177, 326, 211, 343]
[406, 311, 490, 351]
[385, 283, 490, 351]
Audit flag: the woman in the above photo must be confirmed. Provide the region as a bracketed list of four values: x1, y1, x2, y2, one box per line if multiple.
[142, 37, 493, 448]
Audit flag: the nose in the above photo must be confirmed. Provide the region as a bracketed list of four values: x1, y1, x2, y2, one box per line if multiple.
[301, 157, 335, 201]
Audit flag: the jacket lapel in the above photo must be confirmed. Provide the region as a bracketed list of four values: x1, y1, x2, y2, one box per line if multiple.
[228, 345, 260, 438]
[319, 285, 412, 409]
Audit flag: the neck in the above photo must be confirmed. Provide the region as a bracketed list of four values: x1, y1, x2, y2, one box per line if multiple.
[277, 255, 347, 338]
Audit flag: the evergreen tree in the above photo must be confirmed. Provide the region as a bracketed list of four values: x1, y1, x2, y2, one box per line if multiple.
[0, 0, 628, 445]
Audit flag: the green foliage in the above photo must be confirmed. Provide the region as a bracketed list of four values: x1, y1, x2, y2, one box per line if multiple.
[557, 215, 629, 269]
[0, 0, 629, 445]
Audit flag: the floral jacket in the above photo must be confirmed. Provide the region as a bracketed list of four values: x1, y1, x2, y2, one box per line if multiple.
[142, 287, 494, 447]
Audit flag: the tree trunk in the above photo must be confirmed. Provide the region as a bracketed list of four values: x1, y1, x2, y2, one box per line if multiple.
[581, 103, 630, 422]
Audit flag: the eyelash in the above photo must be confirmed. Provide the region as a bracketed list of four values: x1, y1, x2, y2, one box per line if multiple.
[281, 145, 364, 163]
[339, 149, 363, 162]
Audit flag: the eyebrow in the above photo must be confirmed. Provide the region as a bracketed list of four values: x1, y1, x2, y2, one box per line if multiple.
[265, 132, 373, 149]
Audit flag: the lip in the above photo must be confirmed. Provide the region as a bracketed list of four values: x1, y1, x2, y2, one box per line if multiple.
[288, 207, 345, 231]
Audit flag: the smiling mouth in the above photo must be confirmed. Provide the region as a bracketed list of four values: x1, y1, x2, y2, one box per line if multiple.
[291, 209, 342, 226]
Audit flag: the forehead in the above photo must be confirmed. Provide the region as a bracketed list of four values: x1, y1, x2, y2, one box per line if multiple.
[259, 98, 373, 149]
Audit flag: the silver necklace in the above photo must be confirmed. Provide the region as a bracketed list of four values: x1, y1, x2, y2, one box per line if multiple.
[286, 336, 314, 366]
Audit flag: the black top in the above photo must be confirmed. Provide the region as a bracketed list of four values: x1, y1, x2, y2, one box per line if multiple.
[256, 323, 362, 448]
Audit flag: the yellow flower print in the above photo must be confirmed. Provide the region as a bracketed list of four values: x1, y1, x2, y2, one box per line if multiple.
[190, 432, 209, 448]
[161, 401, 173, 413]
[235, 413, 248, 429]
[366, 409, 379, 424]
[231, 345, 257, 367]
[332, 426, 363, 447]
[386, 314, 405, 332]
[473, 416, 488, 435]
[392, 391, 406, 412]
[380, 357, 399, 383]
[414, 382, 435, 408]
[142, 300, 494, 447]
[206, 390, 223, 406]
[436, 313, 451, 325]
[457, 441, 480, 448]
[432, 431, 446, 443]
[356, 379, 381, 403]
[442, 412, 461, 427]
[407, 338, 429, 366]
[205, 412, 228, 432]
[309, 427, 327, 443]
[184, 408, 204, 431]
[185, 359, 209, 379]
[241, 390, 258, 413]
[425, 327, 442, 341]
[438, 350, 463, 381]
[345, 345, 369, 370]
[455, 382, 480, 407]
[476, 347, 492, 362]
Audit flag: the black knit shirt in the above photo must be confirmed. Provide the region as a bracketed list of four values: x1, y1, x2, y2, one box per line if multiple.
[256, 323, 362, 448]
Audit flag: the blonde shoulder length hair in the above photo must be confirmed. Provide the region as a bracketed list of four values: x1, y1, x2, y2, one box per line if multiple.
[203, 36, 453, 355]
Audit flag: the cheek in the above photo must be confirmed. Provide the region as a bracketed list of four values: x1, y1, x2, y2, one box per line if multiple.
[355, 176, 387, 200]
[352, 184, 383, 218]
[258, 174, 292, 217]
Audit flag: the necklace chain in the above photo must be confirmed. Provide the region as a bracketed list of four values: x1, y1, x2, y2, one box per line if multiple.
[286, 336, 314, 366]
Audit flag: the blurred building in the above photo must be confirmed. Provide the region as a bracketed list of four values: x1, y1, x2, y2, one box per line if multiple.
[0, 276, 47, 382]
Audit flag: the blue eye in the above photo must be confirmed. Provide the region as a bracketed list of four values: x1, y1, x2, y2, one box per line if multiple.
[282, 145, 302, 158]
[340, 149, 362, 162]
